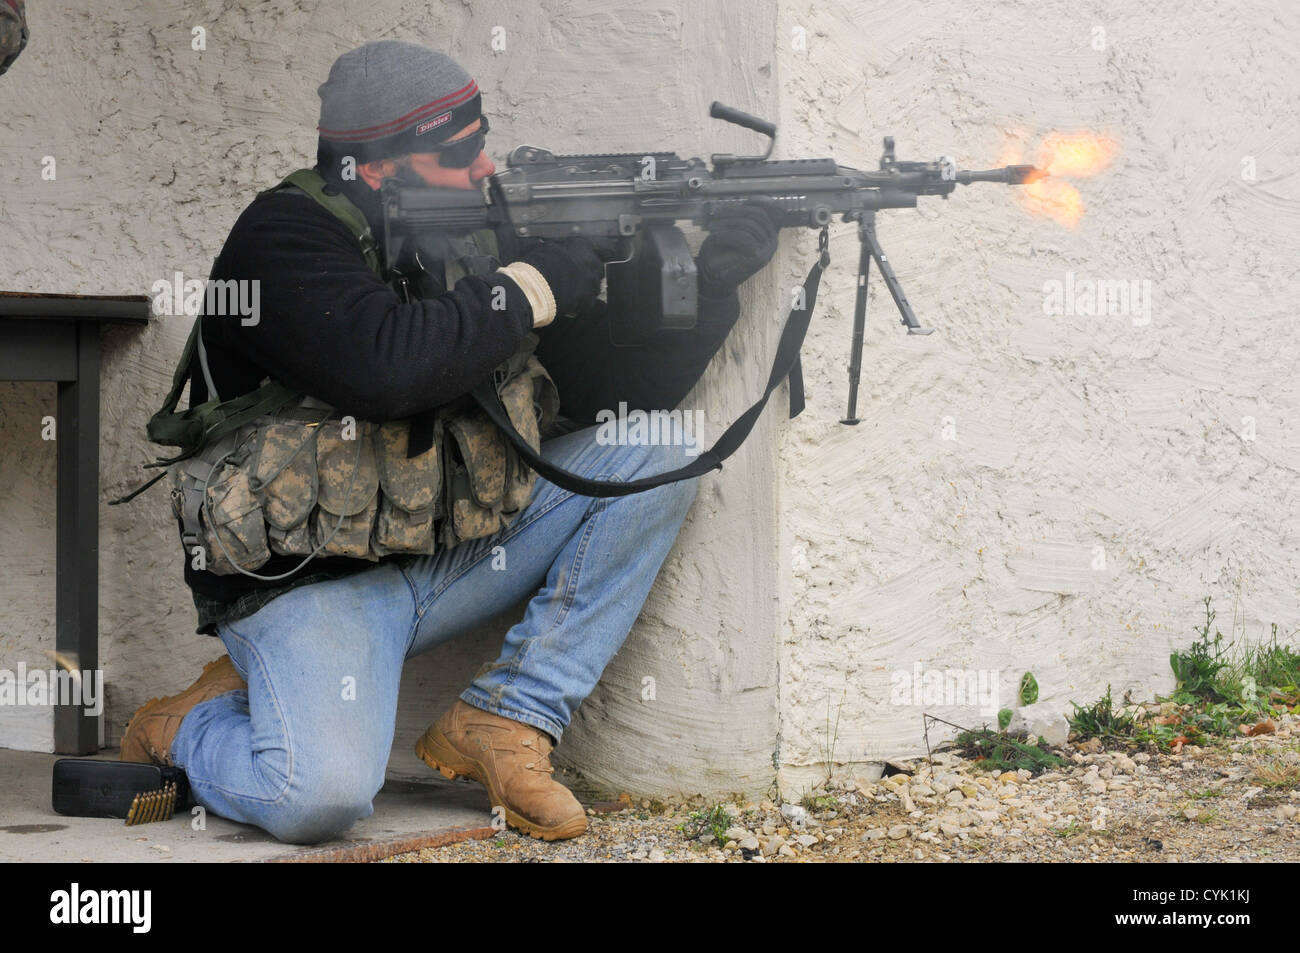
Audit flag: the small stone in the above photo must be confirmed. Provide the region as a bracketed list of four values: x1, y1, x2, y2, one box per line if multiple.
[647, 849, 666, 862]
[738, 836, 760, 851]
[1005, 708, 1070, 746]
[723, 826, 749, 842]
[779, 803, 807, 824]
[778, 845, 796, 858]
[863, 828, 887, 841]
[796, 834, 818, 848]
[998, 771, 1020, 784]
[945, 790, 965, 806]
[887, 825, 910, 840]
[940, 822, 962, 837]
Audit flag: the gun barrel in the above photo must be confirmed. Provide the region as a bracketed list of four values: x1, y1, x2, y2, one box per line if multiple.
[957, 164, 1048, 185]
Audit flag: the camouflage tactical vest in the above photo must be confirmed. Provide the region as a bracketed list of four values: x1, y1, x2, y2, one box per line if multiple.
[159, 169, 559, 578]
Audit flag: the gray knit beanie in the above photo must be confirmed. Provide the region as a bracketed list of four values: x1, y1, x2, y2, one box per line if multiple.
[317, 41, 482, 163]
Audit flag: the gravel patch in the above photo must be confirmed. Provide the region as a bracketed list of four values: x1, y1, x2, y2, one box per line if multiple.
[385, 712, 1300, 863]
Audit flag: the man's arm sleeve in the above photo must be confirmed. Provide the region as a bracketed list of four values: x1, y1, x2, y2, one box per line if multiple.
[207, 193, 536, 421]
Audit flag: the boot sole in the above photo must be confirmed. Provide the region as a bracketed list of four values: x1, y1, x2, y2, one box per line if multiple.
[415, 730, 588, 842]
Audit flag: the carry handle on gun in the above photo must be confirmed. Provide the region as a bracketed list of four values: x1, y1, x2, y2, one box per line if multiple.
[708, 101, 776, 164]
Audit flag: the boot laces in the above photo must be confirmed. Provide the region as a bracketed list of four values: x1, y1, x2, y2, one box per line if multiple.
[519, 735, 555, 775]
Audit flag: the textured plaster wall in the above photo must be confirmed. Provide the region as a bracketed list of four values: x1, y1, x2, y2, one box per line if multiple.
[0, 0, 783, 797]
[773, 0, 1300, 791]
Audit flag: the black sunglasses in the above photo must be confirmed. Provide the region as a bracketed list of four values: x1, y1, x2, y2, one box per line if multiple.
[437, 116, 490, 168]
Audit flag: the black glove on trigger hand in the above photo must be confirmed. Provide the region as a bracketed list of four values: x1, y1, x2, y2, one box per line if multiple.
[520, 237, 606, 318]
[696, 198, 782, 299]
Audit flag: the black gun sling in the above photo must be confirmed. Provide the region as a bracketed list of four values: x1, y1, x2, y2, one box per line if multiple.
[472, 239, 827, 498]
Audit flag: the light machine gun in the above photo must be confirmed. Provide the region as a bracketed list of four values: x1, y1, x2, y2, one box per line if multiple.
[382, 102, 1045, 425]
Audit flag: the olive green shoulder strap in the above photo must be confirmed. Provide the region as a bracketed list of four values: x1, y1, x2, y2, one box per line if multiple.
[270, 169, 382, 276]
[108, 315, 302, 504]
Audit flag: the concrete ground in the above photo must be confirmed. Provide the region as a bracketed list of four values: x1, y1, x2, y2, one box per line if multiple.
[0, 748, 495, 862]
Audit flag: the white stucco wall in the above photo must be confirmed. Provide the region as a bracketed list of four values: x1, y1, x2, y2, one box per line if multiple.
[773, 0, 1300, 792]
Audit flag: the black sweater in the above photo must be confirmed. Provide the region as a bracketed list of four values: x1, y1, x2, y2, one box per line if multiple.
[183, 170, 743, 634]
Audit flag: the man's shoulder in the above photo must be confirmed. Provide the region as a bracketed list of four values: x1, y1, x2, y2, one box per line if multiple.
[211, 179, 371, 278]
[228, 181, 354, 238]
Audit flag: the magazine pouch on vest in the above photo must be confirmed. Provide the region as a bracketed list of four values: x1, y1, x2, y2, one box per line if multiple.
[440, 337, 559, 547]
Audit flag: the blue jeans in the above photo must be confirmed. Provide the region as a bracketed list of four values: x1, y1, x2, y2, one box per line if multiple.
[169, 426, 698, 843]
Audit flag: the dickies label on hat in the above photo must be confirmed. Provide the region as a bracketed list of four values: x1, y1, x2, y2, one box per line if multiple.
[417, 112, 453, 136]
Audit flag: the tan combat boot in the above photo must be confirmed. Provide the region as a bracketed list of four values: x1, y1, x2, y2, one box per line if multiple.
[416, 699, 587, 841]
[120, 655, 246, 765]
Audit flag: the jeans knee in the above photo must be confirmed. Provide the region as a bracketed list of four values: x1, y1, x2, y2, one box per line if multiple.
[628, 440, 688, 476]
[258, 765, 382, 845]
[625, 443, 698, 513]
[263, 802, 366, 845]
